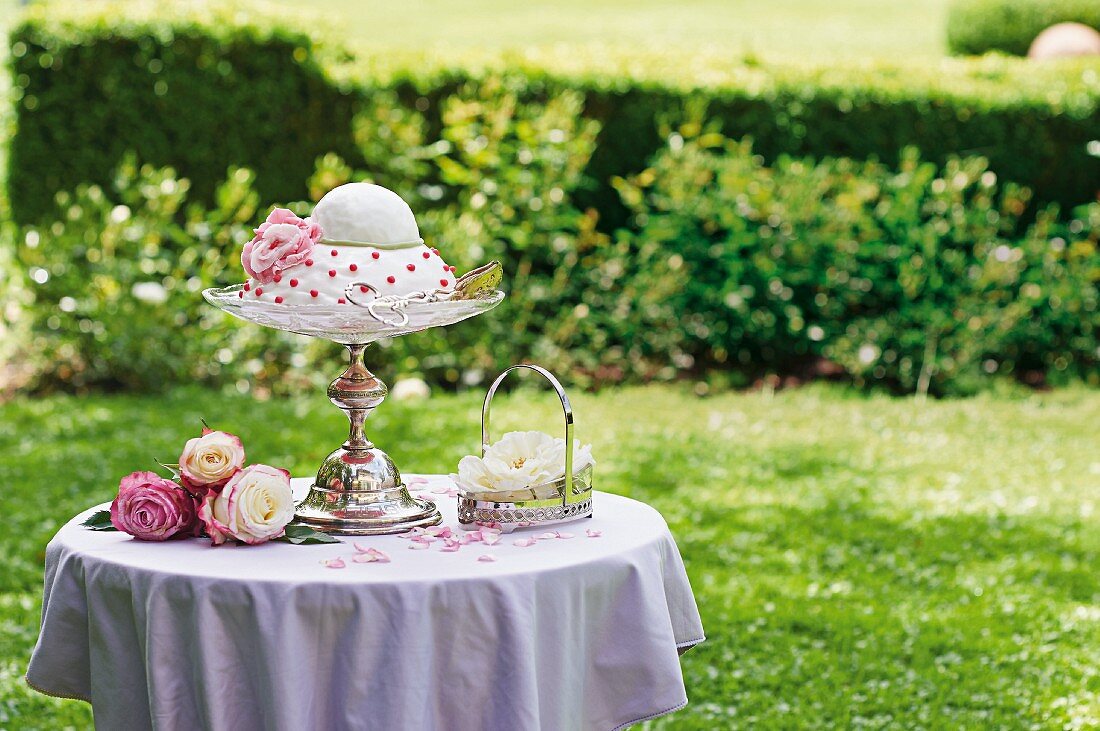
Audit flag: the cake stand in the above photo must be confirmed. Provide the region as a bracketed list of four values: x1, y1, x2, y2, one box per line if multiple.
[203, 281, 504, 535]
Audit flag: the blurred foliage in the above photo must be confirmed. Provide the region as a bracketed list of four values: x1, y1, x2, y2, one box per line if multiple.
[947, 0, 1100, 56]
[13, 157, 326, 392]
[614, 127, 1099, 396]
[11, 98, 1099, 395]
[6, 0, 1100, 228]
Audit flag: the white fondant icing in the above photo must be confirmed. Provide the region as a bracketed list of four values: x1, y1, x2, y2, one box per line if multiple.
[246, 243, 455, 305]
[312, 183, 420, 245]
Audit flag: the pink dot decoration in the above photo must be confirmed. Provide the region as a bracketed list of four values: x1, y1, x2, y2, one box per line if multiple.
[237, 291, 243, 298]
[305, 259, 314, 267]
[422, 251, 430, 259]
[371, 251, 380, 260]
[360, 285, 369, 293]
[310, 289, 318, 298]
[386, 276, 396, 284]
[275, 296, 284, 304]
[440, 279, 449, 287]
[289, 278, 298, 287]
[349, 263, 358, 272]
[244, 282, 250, 291]
[255, 288, 263, 296]
[407, 264, 416, 271]
[328, 270, 336, 277]
[331, 250, 338, 257]
[338, 297, 346, 304]
[273, 274, 282, 283]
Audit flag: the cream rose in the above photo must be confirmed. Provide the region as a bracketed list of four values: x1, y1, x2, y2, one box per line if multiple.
[198, 464, 294, 545]
[452, 430, 595, 494]
[179, 429, 245, 490]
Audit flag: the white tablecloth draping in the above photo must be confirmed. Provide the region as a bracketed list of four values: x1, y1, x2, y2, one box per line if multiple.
[26, 475, 704, 731]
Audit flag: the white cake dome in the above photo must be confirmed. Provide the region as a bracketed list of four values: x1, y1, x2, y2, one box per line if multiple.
[312, 183, 421, 245]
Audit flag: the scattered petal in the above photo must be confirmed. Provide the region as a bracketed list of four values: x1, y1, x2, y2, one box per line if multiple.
[482, 533, 502, 546]
[352, 547, 391, 563]
[477, 555, 496, 562]
[407, 476, 429, 486]
[538, 532, 559, 540]
[322, 557, 346, 569]
[513, 538, 537, 547]
[556, 532, 575, 539]
[352, 542, 372, 553]
[408, 542, 430, 550]
[585, 528, 602, 538]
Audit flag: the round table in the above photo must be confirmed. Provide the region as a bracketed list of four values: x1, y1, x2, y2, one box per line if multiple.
[26, 475, 704, 731]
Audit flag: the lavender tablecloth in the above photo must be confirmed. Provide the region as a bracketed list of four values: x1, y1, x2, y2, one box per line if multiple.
[27, 475, 704, 731]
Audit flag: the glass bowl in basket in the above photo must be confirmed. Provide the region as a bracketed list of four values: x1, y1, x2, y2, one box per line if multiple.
[457, 364, 593, 530]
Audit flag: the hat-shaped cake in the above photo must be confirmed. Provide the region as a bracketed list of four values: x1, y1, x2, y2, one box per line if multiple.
[239, 183, 459, 306]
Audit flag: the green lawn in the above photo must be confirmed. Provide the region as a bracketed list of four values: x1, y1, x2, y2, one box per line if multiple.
[292, 0, 952, 61]
[1, 384, 1098, 728]
[0, 0, 952, 62]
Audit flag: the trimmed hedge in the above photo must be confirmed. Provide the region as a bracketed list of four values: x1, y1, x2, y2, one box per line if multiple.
[7, 3, 361, 225]
[7, 2, 1100, 227]
[614, 131, 1099, 394]
[947, 0, 1100, 56]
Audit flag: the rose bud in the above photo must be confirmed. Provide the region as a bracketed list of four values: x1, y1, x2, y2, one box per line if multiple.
[179, 429, 245, 491]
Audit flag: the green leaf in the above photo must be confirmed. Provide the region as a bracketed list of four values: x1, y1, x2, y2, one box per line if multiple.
[275, 523, 341, 545]
[81, 509, 118, 531]
[155, 459, 181, 479]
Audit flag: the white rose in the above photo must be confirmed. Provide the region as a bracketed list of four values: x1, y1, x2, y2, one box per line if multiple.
[179, 430, 246, 488]
[452, 431, 595, 495]
[198, 464, 294, 545]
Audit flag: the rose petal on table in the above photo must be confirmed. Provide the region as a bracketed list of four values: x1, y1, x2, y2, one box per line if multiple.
[322, 557, 346, 568]
[482, 534, 502, 546]
[407, 476, 429, 486]
[430, 487, 450, 494]
[440, 544, 461, 553]
[556, 532, 575, 539]
[352, 542, 373, 553]
[408, 542, 430, 550]
[585, 528, 602, 538]
[538, 532, 559, 540]
[513, 538, 537, 547]
[413, 535, 436, 544]
[477, 555, 496, 563]
[352, 547, 391, 563]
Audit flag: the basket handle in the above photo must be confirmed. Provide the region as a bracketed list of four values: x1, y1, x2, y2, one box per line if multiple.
[481, 365, 577, 505]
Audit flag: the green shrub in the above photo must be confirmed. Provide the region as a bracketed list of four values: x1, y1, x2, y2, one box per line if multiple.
[12, 156, 324, 392]
[614, 129, 1099, 395]
[7, 2, 1099, 228]
[947, 0, 1100, 56]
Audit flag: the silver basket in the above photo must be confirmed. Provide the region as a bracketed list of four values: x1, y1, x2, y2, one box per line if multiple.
[457, 365, 594, 528]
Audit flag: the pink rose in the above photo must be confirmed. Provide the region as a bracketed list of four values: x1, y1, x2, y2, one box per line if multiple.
[179, 428, 245, 491]
[198, 464, 295, 545]
[241, 208, 322, 283]
[110, 471, 199, 541]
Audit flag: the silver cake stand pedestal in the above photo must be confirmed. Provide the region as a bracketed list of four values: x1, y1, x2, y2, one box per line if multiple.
[203, 282, 504, 535]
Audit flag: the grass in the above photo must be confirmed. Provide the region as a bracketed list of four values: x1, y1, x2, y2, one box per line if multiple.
[0, 0, 952, 63]
[292, 0, 953, 61]
[1, 383, 1098, 728]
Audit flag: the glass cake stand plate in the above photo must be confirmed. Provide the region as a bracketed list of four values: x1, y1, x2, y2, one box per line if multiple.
[203, 284, 505, 535]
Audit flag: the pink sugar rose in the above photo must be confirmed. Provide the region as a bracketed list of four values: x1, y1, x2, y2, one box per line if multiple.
[179, 428, 245, 492]
[199, 464, 295, 545]
[110, 471, 199, 541]
[241, 207, 322, 284]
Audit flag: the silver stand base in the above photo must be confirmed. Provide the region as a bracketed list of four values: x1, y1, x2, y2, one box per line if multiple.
[293, 345, 443, 535]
